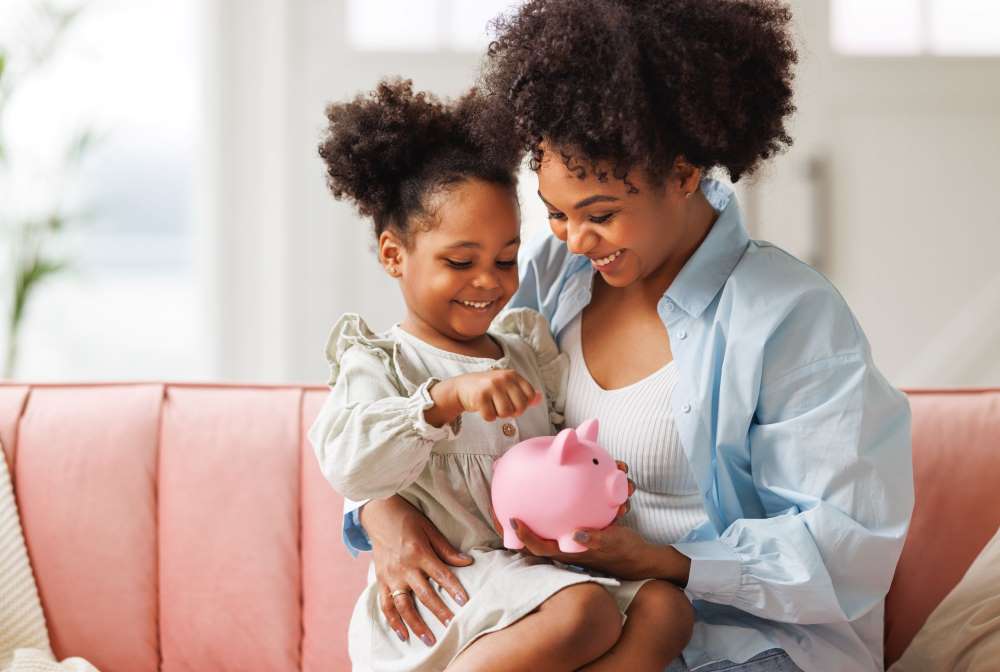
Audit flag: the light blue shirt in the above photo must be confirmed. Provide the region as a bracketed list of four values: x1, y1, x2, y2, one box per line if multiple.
[341, 178, 913, 671]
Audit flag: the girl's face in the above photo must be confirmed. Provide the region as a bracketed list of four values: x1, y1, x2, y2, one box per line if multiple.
[381, 179, 521, 343]
[535, 145, 701, 290]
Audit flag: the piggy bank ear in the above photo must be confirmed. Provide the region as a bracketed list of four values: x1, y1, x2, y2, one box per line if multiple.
[548, 427, 578, 466]
[575, 418, 599, 443]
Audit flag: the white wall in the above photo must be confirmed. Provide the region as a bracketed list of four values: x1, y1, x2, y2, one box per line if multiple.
[206, 0, 1000, 388]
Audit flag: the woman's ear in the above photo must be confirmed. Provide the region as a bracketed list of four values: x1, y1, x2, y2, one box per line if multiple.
[671, 156, 702, 199]
[378, 230, 405, 278]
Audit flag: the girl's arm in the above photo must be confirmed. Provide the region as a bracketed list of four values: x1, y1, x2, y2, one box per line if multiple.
[308, 346, 457, 502]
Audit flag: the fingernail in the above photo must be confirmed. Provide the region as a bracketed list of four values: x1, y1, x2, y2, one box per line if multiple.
[455, 593, 467, 606]
[573, 530, 590, 543]
[420, 634, 435, 647]
[395, 629, 407, 642]
[457, 552, 472, 561]
[509, 518, 518, 531]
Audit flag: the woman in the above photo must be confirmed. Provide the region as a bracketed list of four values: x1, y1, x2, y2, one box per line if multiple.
[341, 1, 913, 670]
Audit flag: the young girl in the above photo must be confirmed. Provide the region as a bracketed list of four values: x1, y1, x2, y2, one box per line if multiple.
[308, 78, 694, 672]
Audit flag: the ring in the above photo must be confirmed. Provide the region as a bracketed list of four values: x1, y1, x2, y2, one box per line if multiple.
[390, 589, 411, 599]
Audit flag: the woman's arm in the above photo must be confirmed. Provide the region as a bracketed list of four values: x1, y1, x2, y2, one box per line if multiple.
[674, 353, 913, 624]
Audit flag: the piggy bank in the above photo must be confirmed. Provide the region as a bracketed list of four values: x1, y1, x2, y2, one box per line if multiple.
[491, 418, 627, 553]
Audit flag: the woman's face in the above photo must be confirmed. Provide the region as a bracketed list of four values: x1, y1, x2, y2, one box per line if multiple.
[535, 145, 698, 289]
[382, 178, 521, 342]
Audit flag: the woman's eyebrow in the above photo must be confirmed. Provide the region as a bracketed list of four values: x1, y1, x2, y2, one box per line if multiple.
[537, 190, 620, 210]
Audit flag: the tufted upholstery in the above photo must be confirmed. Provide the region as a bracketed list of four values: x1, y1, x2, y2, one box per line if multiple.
[0, 383, 997, 670]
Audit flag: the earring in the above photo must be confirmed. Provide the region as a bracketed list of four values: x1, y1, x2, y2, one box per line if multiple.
[685, 190, 694, 199]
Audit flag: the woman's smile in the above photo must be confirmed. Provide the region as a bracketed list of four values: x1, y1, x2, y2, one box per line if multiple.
[590, 248, 626, 273]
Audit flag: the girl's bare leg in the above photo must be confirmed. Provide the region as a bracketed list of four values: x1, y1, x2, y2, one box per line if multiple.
[445, 582, 623, 672]
[578, 580, 694, 672]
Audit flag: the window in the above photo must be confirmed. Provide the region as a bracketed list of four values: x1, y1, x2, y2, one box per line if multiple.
[832, 0, 1000, 56]
[0, 0, 207, 381]
[347, 0, 522, 52]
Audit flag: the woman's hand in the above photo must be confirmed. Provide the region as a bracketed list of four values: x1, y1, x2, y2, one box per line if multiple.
[361, 495, 473, 647]
[508, 518, 656, 579]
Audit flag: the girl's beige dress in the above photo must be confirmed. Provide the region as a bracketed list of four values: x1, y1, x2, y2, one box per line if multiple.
[308, 307, 651, 672]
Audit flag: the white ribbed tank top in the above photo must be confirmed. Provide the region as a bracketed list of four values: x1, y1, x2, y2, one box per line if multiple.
[559, 314, 709, 545]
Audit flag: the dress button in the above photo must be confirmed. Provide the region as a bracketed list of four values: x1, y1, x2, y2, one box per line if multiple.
[681, 403, 692, 414]
[502, 423, 517, 437]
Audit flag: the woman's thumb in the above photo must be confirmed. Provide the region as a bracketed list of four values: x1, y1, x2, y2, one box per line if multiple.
[428, 525, 473, 565]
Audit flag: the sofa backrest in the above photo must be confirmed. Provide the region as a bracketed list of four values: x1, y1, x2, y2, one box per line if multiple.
[883, 389, 1000, 665]
[1, 383, 998, 670]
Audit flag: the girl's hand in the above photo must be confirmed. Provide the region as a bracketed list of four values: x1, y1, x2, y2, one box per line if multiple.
[451, 369, 541, 422]
[362, 495, 473, 647]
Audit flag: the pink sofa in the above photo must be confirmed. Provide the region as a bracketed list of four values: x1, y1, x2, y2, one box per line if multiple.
[0, 382, 997, 671]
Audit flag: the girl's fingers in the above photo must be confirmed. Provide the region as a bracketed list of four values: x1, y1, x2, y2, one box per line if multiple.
[506, 385, 530, 416]
[516, 378, 539, 406]
[379, 585, 410, 642]
[491, 390, 515, 418]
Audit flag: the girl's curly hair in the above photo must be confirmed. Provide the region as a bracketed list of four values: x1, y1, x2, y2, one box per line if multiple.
[478, 0, 798, 185]
[318, 78, 523, 241]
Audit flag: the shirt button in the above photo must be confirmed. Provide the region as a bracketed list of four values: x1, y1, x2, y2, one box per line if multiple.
[502, 423, 517, 437]
[664, 301, 675, 312]
[681, 403, 692, 414]
[677, 330, 688, 340]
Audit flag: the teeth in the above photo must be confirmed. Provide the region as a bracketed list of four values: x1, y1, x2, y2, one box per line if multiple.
[460, 300, 494, 309]
[593, 249, 623, 266]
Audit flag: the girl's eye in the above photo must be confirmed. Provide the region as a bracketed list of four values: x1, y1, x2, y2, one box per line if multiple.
[546, 211, 566, 221]
[588, 212, 616, 224]
[496, 259, 517, 268]
[445, 259, 473, 269]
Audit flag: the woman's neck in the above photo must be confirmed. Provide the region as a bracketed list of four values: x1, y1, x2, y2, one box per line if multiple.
[398, 314, 503, 359]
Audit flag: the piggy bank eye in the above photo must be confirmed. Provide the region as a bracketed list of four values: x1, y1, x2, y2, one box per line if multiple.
[592, 458, 599, 465]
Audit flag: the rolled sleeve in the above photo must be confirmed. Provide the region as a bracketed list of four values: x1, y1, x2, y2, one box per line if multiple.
[673, 538, 742, 603]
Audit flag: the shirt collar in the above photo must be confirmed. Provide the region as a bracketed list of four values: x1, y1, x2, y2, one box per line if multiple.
[564, 177, 750, 319]
[665, 178, 750, 318]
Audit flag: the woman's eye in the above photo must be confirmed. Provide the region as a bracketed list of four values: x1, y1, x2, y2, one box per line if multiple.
[496, 259, 517, 268]
[445, 259, 473, 269]
[588, 212, 616, 224]
[546, 211, 566, 221]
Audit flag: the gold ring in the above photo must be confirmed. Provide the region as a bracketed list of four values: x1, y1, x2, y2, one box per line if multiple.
[390, 589, 411, 599]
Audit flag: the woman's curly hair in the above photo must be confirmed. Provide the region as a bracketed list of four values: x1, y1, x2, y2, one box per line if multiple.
[478, 0, 798, 185]
[319, 78, 523, 241]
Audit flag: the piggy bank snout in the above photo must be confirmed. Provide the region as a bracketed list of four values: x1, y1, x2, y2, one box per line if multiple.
[607, 469, 628, 505]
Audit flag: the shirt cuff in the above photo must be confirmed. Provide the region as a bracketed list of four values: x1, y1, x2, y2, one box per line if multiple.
[673, 539, 743, 604]
[411, 378, 461, 440]
[342, 507, 372, 557]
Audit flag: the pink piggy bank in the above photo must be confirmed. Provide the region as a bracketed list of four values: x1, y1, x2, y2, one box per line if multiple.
[491, 418, 628, 553]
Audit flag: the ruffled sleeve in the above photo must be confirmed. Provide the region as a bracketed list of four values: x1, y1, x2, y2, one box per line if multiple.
[307, 313, 458, 501]
[492, 307, 569, 427]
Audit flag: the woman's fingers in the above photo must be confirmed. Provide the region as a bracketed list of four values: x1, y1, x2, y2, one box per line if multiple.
[394, 575, 440, 647]
[379, 584, 410, 642]
[615, 460, 628, 473]
[509, 518, 562, 557]
[423, 529, 472, 608]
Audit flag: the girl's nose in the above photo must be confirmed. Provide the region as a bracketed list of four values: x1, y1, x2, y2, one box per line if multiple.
[472, 270, 500, 289]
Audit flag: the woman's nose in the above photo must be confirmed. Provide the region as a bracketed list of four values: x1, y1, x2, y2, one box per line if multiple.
[566, 222, 598, 255]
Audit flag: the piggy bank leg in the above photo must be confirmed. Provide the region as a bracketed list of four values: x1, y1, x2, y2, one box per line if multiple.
[557, 534, 588, 553]
[503, 525, 525, 550]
